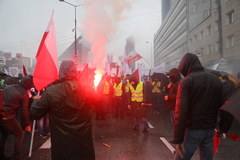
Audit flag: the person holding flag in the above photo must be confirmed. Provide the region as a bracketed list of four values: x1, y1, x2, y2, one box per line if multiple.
[30, 60, 95, 160]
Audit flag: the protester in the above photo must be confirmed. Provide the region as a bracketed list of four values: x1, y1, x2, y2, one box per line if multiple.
[112, 77, 125, 119]
[217, 75, 236, 135]
[128, 76, 150, 132]
[172, 53, 223, 160]
[0, 76, 33, 160]
[237, 71, 240, 81]
[122, 74, 131, 115]
[150, 76, 165, 114]
[165, 68, 182, 122]
[30, 60, 95, 160]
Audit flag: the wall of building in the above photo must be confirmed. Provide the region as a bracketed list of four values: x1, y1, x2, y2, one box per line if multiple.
[155, 0, 240, 76]
[154, 0, 188, 72]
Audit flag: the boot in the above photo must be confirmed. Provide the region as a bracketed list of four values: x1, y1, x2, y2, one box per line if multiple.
[143, 127, 149, 133]
[132, 125, 139, 131]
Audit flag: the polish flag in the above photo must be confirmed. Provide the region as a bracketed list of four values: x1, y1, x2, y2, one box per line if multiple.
[22, 65, 28, 76]
[33, 12, 59, 91]
[125, 51, 142, 65]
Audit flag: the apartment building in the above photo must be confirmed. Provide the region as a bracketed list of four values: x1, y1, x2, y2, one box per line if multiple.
[155, 0, 240, 75]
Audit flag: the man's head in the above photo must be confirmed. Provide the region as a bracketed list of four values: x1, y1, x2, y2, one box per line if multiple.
[20, 76, 33, 89]
[167, 68, 181, 84]
[237, 72, 240, 80]
[178, 53, 203, 77]
[129, 76, 138, 85]
[59, 60, 77, 79]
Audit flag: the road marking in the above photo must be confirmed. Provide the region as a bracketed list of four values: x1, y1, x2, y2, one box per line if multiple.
[148, 122, 154, 128]
[40, 138, 51, 149]
[160, 137, 175, 154]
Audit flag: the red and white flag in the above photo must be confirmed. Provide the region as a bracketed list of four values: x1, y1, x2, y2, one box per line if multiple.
[124, 51, 142, 65]
[132, 69, 140, 81]
[33, 12, 59, 91]
[22, 65, 28, 76]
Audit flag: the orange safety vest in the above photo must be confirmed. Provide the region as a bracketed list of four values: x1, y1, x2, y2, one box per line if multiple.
[129, 82, 144, 102]
[103, 81, 110, 94]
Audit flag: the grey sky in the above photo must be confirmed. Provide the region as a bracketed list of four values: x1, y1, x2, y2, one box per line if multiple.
[0, 0, 161, 66]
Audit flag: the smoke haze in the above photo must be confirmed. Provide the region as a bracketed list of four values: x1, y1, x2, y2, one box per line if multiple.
[82, 0, 131, 70]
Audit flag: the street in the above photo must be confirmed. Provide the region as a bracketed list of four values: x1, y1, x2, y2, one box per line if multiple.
[15, 106, 240, 160]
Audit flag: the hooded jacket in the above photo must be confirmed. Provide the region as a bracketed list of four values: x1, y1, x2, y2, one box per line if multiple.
[173, 53, 223, 144]
[1, 76, 33, 126]
[165, 68, 181, 111]
[31, 60, 95, 160]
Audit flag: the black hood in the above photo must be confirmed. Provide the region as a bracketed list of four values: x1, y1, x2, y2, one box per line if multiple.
[59, 60, 77, 79]
[178, 53, 204, 77]
[20, 76, 33, 89]
[167, 68, 181, 83]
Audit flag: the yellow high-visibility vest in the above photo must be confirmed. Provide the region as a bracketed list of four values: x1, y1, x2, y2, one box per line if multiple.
[152, 81, 162, 93]
[125, 84, 129, 93]
[124, 80, 130, 93]
[103, 81, 110, 94]
[129, 82, 144, 102]
[113, 82, 123, 96]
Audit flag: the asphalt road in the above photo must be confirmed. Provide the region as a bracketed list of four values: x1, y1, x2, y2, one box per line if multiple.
[4, 105, 239, 160]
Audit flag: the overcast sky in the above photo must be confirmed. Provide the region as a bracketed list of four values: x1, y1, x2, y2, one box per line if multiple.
[0, 0, 162, 66]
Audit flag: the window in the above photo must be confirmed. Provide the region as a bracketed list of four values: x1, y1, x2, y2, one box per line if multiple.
[227, 10, 234, 25]
[206, 45, 212, 55]
[215, 41, 219, 52]
[189, 38, 192, 46]
[193, 35, 197, 43]
[226, 35, 234, 48]
[199, 31, 203, 40]
[215, 21, 218, 32]
[200, 48, 204, 55]
[207, 25, 211, 36]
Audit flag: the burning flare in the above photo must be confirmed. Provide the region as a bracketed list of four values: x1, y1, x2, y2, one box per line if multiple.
[94, 69, 103, 89]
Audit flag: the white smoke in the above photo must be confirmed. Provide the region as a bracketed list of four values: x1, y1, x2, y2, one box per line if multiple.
[82, 0, 131, 70]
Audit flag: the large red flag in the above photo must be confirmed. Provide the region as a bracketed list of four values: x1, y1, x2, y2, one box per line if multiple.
[33, 12, 58, 91]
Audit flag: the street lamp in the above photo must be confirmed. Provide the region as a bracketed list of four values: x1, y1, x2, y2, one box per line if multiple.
[146, 41, 153, 68]
[59, 0, 83, 65]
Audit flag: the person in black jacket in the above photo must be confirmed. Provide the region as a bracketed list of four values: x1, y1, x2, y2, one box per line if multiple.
[164, 68, 181, 112]
[0, 76, 33, 160]
[172, 53, 223, 160]
[31, 60, 95, 160]
[165, 68, 182, 121]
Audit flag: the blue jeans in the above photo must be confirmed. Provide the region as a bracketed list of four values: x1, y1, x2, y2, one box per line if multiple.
[174, 129, 214, 160]
[37, 115, 49, 135]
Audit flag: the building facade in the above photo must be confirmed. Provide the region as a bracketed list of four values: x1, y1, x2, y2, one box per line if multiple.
[155, 0, 240, 76]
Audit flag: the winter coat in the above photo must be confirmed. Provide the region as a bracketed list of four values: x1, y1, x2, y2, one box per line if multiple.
[1, 76, 32, 126]
[30, 60, 95, 160]
[173, 53, 223, 144]
[165, 68, 181, 111]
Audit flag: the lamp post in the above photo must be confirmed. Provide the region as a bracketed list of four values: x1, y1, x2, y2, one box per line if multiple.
[59, 0, 83, 65]
[146, 41, 153, 68]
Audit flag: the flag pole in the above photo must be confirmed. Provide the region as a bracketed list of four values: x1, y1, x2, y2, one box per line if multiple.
[28, 91, 40, 157]
[28, 120, 36, 157]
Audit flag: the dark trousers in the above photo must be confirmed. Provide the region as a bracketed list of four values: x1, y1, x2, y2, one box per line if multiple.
[113, 97, 124, 118]
[0, 119, 24, 160]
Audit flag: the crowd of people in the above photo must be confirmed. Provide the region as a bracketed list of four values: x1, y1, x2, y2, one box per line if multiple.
[0, 53, 239, 160]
